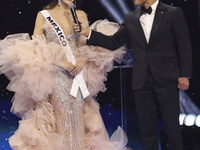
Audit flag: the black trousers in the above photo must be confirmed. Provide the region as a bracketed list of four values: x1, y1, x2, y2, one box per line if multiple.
[134, 67, 183, 150]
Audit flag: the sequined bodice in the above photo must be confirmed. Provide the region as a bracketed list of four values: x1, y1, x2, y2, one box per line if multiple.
[43, 21, 77, 49]
[42, 21, 85, 150]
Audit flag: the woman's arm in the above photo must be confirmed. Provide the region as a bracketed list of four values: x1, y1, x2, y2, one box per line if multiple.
[76, 10, 89, 29]
[69, 10, 88, 76]
[33, 12, 45, 36]
[76, 10, 90, 38]
[33, 12, 75, 73]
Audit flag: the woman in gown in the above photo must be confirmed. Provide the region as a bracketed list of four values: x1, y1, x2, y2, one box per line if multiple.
[0, 0, 127, 149]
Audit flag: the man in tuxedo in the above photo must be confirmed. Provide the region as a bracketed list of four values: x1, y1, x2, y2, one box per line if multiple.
[74, 0, 192, 149]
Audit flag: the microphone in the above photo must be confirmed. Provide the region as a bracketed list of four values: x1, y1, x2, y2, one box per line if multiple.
[68, 3, 81, 32]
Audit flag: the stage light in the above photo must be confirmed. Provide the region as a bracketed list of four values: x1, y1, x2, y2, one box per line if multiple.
[179, 113, 186, 125]
[179, 90, 200, 115]
[184, 114, 196, 126]
[116, 0, 131, 15]
[99, 0, 123, 24]
[195, 115, 200, 127]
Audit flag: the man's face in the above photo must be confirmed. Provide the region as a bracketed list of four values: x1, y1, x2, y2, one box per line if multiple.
[134, 0, 146, 6]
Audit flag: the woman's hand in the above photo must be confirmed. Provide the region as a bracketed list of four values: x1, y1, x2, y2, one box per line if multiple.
[69, 60, 87, 76]
[59, 60, 74, 73]
[73, 22, 90, 37]
[64, 61, 75, 73]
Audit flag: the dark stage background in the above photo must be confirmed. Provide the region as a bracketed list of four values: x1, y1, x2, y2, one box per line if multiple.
[0, 0, 200, 150]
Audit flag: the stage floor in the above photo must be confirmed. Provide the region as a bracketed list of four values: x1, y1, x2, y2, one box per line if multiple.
[0, 98, 147, 150]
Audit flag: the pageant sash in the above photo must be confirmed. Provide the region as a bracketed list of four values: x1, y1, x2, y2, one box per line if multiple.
[41, 10, 89, 99]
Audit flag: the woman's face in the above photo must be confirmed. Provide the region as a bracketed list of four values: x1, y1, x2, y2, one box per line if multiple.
[61, 0, 74, 5]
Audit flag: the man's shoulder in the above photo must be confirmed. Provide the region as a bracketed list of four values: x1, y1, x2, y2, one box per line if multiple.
[159, 1, 180, 12]
[124, 9, 140, 19]
[130, 9, 140, 14]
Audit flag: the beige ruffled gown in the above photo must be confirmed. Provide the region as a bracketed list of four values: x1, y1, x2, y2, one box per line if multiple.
[0, 19, 127, 150]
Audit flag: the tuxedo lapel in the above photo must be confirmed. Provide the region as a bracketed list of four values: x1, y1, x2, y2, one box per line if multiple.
[149, 2, 166, 45]
[134, 9, 148, 46]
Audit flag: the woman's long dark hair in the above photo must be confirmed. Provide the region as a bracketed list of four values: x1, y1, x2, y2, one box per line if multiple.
[43, 0, 82, 10]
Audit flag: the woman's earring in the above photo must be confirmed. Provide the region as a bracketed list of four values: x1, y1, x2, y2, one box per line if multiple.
[58, 0, 61, 6]
[74, 0, 77, 8]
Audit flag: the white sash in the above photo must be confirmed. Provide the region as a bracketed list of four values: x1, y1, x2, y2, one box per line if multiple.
[41, 10, 89, 99]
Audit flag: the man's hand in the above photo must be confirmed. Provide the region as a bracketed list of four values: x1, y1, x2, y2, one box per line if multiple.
[69, 60, 87, 76]
[178, 77, 190, 90]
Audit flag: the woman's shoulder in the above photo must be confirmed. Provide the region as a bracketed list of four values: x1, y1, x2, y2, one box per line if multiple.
[76, 10, 88, 18]
[35, 10, 47, 25]
[37, 9, 52, 16]
[36, 10, 46, 20]
[76, 10, 88, 24]
[36, 9, 55, 22]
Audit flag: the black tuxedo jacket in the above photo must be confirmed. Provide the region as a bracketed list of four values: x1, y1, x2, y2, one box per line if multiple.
[87, 2, 192, 91]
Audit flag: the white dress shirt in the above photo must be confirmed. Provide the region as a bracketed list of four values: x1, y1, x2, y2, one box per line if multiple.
[88, 0, 159, 42]
[140, 0, 159, 43]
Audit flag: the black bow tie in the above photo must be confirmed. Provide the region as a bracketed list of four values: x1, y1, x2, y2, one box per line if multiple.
[141, 6, 152, 15]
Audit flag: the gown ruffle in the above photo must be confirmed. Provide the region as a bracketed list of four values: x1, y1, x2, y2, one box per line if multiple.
[0, 19, 128, 150]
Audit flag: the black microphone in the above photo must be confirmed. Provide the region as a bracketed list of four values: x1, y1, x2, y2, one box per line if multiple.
[68, 3, 81, 32]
